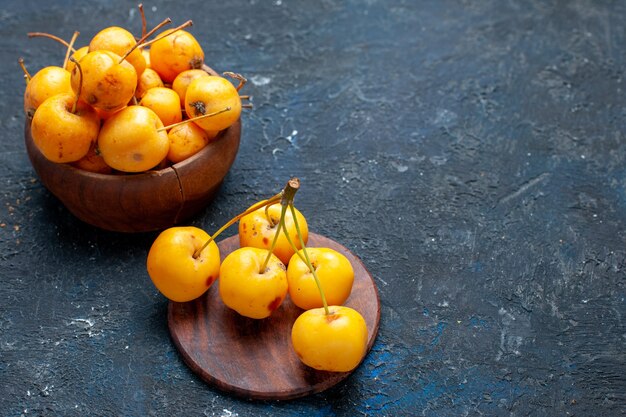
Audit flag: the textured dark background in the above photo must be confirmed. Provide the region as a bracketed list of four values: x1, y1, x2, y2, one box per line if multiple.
[1, 0, 625, 416]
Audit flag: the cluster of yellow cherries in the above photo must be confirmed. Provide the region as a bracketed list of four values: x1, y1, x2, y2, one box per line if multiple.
[147, 178, 369, 372]
[21, 5, 246, 174]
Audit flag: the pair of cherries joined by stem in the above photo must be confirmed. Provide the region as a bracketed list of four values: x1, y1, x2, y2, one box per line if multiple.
[147, 178, 368, 372]
[22, 5, 249, 173]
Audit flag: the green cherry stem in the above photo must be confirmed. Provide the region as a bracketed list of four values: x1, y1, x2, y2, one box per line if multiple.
[290, 203, 330, 316]
[275, 179, 309, 271]
[290, 204, 308, 262]
[280, 208, 330, 316]
[259, 203, 286, 272]
[259, 177, 300, 271]
[275, 179, 330, 316]
[192, 192, 282, 259]
[264, 204, 274, 226]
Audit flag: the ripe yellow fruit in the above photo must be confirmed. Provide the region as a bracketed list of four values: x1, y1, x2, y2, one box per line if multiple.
[287, 248, 354, 310]
[97, 106, 169, 172]
[30, 93, 100, 163]
[70, 50, 137, 112]
[149, 29, 204, 83]
[23, 66, 72, 117]
[89, 26, 146, 76]
[291, 306, 368, 372]
[147, 227, 220, 302]
[219, 247, 288, 319]
[139, 87, 182, 127]
[184, 76, 241, 132]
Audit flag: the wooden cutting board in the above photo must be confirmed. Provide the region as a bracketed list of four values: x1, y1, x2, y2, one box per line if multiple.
[168, 233, 381, 400]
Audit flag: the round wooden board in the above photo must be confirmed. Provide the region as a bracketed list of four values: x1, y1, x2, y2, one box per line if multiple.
[167, 233, 381, 400]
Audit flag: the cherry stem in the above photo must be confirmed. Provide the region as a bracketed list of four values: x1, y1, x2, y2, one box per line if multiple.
[137, 17, 172, 46]
[120, 17, 172, 63]
[135, 20, 192, 51]
[18, 58, 31, 83]
[259, 204, 286, 273]
[157, 106, 231, 132]
[138, 3, 147, 38]
[63, 31, 79, 70]
[280, 200, 331, 316]
[242, 104, 253, 109]
[264, 204, 274, 226]
[69, 57, 82, 114]
[27, 32, 77, 53]
[192, 193, 283, 259]
[259, 178, 299, 271]
[256, 177, 331, 315]
[223, 72, 247, 92]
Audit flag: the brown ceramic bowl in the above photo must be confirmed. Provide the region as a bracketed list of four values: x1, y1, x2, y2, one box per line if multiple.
[24, 66, 241, 233]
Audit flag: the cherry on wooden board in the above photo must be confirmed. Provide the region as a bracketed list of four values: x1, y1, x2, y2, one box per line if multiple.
[167, 233, 381, 400]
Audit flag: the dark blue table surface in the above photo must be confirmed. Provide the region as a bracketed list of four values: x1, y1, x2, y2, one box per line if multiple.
[1, 0, 624, 415]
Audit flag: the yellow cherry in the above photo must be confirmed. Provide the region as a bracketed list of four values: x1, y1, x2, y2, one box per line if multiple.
[219, 247, 287, 319]
[89, 26, 146, 76]
[72, 143, 112, 174]
[167, 122, 217, 163]
[64, 46, 89, 74]
[70, 50, 137, 112]
[139, 87, 182, 127]
[97, 105, 169, 172]
[147, 226, 220, 302]
[287, 248, 354, 310]
[135, 68, 163, 99]
[30, 93, 100, 163]
[23, 66, 72, 118]
[291, 306, 368, 372]
[184, 76, 241, 132]
[172, 69, 210, 107]
[149, 29, 204, 83]
[239, 202, 308, 265]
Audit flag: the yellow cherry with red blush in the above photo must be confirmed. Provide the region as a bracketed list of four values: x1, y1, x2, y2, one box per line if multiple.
[147, 226, 220, 302]
[239, 202, 308, 265]
[219, 247, 288, 319]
